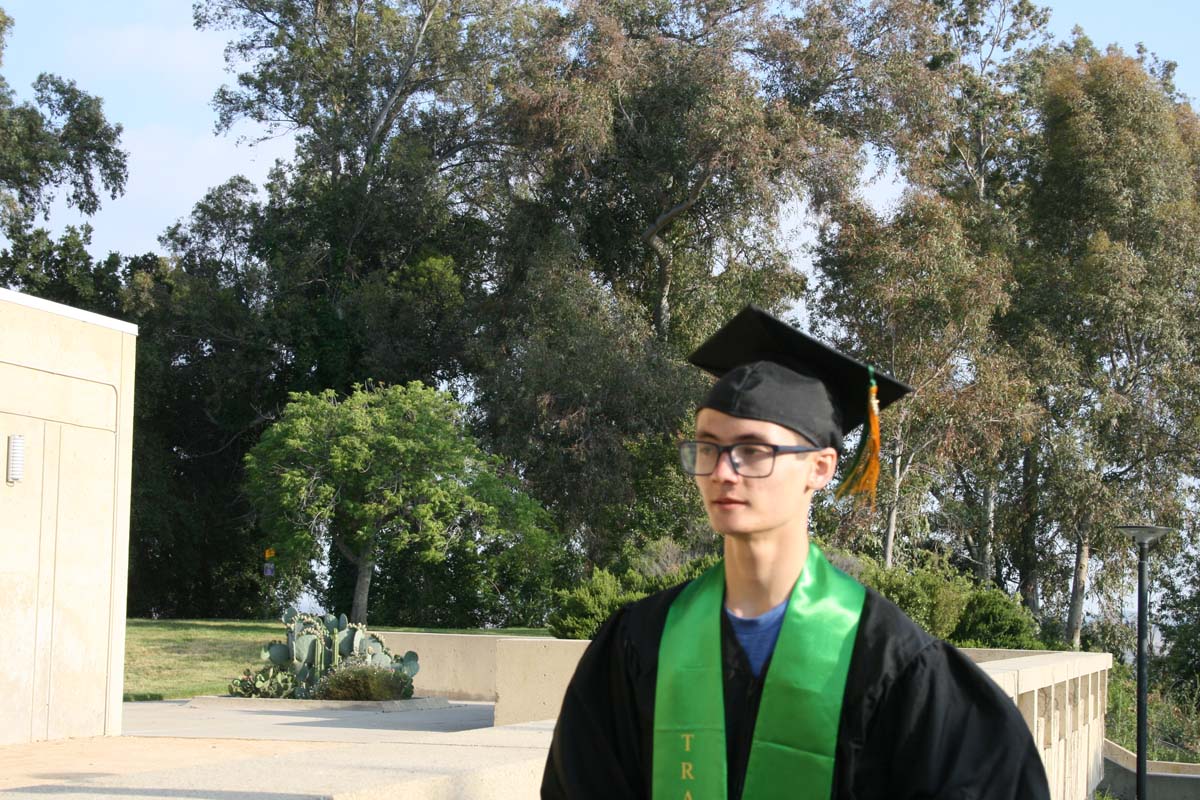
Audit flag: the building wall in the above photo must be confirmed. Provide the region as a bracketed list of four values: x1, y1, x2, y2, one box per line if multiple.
[0, 289, 136, 745]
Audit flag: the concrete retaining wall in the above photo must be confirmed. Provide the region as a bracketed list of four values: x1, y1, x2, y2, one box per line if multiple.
[379, 629, 1114, 800]
[494, 638, 591, 726]
[1097, 739, 1200, 800]
[373, 631, 591, 722]
[0, 288, 137, 745]
[375, 632, 505, 700]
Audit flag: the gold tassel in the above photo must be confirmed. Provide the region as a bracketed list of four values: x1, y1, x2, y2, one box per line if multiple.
[835, 367, 881, 510]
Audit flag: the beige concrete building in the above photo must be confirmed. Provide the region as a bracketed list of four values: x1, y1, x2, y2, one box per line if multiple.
[0, 288, 136, 745]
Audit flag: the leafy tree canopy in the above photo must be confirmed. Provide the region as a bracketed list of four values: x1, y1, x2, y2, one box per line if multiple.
[244, 381, 559, 624]
[0, 8, 126, 227]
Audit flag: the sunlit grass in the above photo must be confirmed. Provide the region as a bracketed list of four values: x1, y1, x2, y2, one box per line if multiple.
[123, 618, 549, 701]
[123, 619, 281, 701]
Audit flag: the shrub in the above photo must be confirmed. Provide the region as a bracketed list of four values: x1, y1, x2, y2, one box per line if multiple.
[261, 608, 418, 698]
[858, 555, 973, 640]
[315, 660, 414, 701]
[548, 569, 647, 640]
[1080, 617, 1135, 664]
[1105, 662, 1200, 764]
[950, 588, 1043, 650]
[229, 664, 296, 698]
[548, 554, 720, 639]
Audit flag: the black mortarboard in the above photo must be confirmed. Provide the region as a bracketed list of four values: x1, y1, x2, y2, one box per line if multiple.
[687, 306, 912, 455]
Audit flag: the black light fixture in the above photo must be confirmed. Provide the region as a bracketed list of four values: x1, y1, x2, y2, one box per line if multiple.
[1116, 524, 1173, 800]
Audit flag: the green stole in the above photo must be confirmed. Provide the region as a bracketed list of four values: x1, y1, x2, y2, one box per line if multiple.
[652, 543, 865, 800]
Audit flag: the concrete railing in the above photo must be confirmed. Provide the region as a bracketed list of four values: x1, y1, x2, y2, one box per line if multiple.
[962, 650, 1112, 800]
[377, 632, 1112, 800]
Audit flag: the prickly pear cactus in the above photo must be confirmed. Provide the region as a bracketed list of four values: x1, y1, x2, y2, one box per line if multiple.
[229, 664, 296, 698]
[397, 650, 420, 679]
[231, 608, 419, 700]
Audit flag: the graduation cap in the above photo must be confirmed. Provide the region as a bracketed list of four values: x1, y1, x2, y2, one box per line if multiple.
[687, 305, 912, 507]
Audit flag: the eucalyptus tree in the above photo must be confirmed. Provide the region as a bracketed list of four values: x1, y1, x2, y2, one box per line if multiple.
[471, 0, 953, 566]
[503, 0, 946, 345]
[812, 192, 1034, 568]
[809, 0, 1050, 571]
[195, 0, 538, 392]
[1006, 44, 1200, 646]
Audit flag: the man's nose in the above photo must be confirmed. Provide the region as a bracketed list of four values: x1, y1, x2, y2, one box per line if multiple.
[710, 449, 740, 481]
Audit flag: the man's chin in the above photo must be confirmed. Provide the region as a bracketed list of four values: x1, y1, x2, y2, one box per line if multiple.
[710, 520, 759, 539]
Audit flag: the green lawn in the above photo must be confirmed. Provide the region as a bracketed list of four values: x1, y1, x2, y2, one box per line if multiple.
[122, 618, 549, 701]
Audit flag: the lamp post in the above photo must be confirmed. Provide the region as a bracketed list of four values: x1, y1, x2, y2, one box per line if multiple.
[1116, 524, 1172, 800]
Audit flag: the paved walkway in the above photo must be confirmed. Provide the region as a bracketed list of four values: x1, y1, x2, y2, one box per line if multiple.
[0, 700, 553, 799]
[123, 697, 495, 742]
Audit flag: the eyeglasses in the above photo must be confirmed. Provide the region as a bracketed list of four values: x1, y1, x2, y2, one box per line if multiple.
[677, 440, 823, 478]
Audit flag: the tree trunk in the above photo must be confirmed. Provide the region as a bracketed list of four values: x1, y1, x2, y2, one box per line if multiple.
[1065, 529, 1090, 650]
[650, 241, 672, 340]
[350, 555, 375, 624]
[883, 450, 902, 568]
[983, 482, 995, 583]
[968, 481, 995, 585]
[1016, 447, 1041, 617]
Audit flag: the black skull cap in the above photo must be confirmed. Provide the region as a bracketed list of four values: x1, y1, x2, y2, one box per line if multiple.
[687, 305, 912, 452]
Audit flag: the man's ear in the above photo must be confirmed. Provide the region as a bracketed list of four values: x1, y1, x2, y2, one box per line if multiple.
[806, 448, 839, 492]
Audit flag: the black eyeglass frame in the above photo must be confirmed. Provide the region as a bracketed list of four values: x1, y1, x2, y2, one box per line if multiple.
[677, 440, 824, 478]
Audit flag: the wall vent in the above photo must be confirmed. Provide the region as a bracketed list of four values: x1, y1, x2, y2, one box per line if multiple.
[7, 434, 24, 483]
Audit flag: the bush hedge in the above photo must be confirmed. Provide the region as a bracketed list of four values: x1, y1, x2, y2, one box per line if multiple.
[857, 554, 974, 640]
[315, 660, 414, 701]
[950, 588, 1043, 650]
[549, 545, 1047, 653]
[548, 554, 719, 639]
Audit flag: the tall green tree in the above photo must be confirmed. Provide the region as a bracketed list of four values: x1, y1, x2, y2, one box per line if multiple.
[471, 0, 954, 568]
[504, 0, 946, 344]
[195, 0, 531, 393]
[469, 258, 706, 568]
[0, 6, 127, 282]
[116, 0, 544, 616]
[1006, 45, 1200, 645]
[119, 178, 288, 617]
[812, 192, 1033, 567]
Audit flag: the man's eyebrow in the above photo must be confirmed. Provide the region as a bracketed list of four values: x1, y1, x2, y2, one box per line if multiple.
[694, 429, 778, 444]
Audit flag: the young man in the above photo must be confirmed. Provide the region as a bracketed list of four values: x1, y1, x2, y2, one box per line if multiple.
[542, 306, 1051, 800]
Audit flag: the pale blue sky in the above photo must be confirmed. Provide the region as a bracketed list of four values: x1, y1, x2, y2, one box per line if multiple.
[2, 1, 1197, 258]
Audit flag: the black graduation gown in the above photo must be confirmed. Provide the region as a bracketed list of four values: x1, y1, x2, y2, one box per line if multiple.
[542, 581, 1051, 800]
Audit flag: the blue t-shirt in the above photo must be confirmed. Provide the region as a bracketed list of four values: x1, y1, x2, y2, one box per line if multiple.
[724, 598, 789, 678]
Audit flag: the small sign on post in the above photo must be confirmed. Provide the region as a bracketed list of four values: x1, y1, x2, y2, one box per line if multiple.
[264, 562, 275, 577]
[264, 547, 276, 559]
